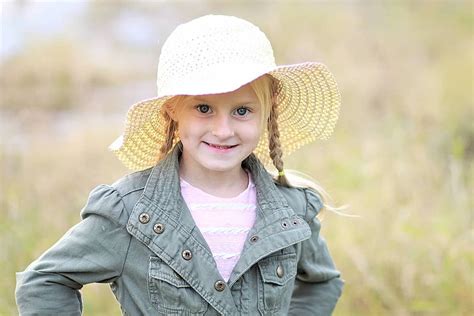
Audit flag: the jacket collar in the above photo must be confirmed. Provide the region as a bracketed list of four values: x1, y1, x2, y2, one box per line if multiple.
[141, 142, 296, 225]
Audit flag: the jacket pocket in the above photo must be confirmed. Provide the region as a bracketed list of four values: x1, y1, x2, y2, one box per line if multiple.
[257, 252, 297, 313]
[148, 256, 208, 314]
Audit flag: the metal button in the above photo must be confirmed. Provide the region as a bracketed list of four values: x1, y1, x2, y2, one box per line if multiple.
[138, 212, 150, 224]
[276, 264, 284, 278]
[153, 223, 165, 234]
[214, 280, 226, 292]
[182, 249, 193, 260]
[249, 235, 259, 243]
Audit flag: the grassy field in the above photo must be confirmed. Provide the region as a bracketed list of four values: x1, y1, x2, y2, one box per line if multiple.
[1, 2, 472, 315]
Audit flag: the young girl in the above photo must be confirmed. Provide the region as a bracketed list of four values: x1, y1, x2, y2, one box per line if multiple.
[16, 15, 343, 315]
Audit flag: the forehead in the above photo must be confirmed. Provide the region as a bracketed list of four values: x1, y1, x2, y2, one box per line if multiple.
[188, 82, 258, 104]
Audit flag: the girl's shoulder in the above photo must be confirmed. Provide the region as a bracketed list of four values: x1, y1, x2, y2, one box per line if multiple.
[80, 167, 154, 226]
[111, 167, 153, 198]
[274, 182, 324, 223]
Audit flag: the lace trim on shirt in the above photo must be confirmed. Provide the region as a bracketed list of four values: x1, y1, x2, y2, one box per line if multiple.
[199, 227, 251, 234]
[187, 202, 255, 211]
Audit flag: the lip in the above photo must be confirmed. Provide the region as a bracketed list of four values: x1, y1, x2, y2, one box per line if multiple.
[203, 141, 238, 152]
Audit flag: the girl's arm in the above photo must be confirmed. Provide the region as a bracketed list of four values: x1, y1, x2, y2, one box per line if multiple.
[289, 188, 344, 315]
[15, 185, 132, 315]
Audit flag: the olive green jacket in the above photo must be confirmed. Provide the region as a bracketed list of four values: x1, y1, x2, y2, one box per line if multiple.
[16, 145, 343, 315]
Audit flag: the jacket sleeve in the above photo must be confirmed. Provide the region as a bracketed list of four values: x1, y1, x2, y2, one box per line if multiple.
[289, 188, 344, 316]
[15, 185, 132, 315]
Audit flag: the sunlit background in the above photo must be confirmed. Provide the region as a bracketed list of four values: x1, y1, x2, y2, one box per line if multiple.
[1, 0, 472, 315]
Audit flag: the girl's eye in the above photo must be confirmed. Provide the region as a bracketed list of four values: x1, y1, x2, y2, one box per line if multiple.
[235, 107, 250, 116]
[196, 104, 210, 113]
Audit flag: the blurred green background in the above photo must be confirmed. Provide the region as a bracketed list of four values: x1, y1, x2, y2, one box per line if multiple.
[1, 0, 472, 315]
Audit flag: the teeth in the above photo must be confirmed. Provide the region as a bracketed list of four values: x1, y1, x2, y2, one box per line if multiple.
[207, 143, 233, 149]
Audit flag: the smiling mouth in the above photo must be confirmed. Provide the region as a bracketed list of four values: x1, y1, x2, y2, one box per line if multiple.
[203, 142, 238, 149]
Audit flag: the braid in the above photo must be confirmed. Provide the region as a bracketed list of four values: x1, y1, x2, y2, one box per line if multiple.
[267, 83, 290, 187]
[158, 111, 177, 160]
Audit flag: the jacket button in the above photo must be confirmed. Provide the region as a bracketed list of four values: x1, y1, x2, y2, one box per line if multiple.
[249, 235, 259, 243]
[153, 223, 165, 234]
[214, 280, 226, 292]
[138, 212, 150, 224]
[276, 264, 284, 278]
[182, 250, 193, 260]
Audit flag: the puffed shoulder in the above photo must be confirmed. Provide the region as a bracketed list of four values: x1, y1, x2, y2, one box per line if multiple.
[303, 188, 324, 220]
[79, 169, 152, 226]
[276, 184, 324, 222]
[110, 168, 151, 196]
[80, 185, 129, 227]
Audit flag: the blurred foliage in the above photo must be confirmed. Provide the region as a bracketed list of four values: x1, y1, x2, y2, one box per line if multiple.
[1, 1, 473, 315]
[0, 36, 144, 111]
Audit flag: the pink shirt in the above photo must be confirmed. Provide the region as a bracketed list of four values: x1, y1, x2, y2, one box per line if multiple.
[180, 175, 257, 282]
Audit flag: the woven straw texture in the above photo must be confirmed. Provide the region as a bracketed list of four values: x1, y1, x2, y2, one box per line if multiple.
[109, 15, 341, 171]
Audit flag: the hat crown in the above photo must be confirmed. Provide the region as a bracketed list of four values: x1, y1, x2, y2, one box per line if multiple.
[157, 15, 276, 96]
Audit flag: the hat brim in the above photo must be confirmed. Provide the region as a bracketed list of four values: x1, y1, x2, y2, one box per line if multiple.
[110, 62, 340, 171]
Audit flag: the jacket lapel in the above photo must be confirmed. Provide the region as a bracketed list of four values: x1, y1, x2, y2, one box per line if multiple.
[226, 155, 312, 286]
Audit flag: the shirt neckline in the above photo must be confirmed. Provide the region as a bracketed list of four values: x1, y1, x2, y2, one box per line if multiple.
[180, 172, 254, 200]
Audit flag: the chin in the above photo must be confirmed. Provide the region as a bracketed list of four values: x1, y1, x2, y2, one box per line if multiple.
[203, 163, 238, 173]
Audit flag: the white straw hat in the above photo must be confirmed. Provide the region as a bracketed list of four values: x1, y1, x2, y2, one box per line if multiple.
[110, 15, 341, 171]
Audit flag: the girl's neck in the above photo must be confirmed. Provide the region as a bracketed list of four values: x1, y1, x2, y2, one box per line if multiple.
[179, 162, 249, 198]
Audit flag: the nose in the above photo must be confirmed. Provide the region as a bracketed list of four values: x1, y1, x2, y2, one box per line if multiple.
[211, 114, 234, 138]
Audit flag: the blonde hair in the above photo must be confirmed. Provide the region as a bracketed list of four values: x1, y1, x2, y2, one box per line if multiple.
[158, 75, 346, 217]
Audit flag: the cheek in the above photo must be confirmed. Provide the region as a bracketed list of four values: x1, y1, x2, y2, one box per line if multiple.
[245, 122, 263, 143]
[177, 119, 203, 141]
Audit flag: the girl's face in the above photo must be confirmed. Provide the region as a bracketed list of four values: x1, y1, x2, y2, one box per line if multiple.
[168, 83, 262, 176]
